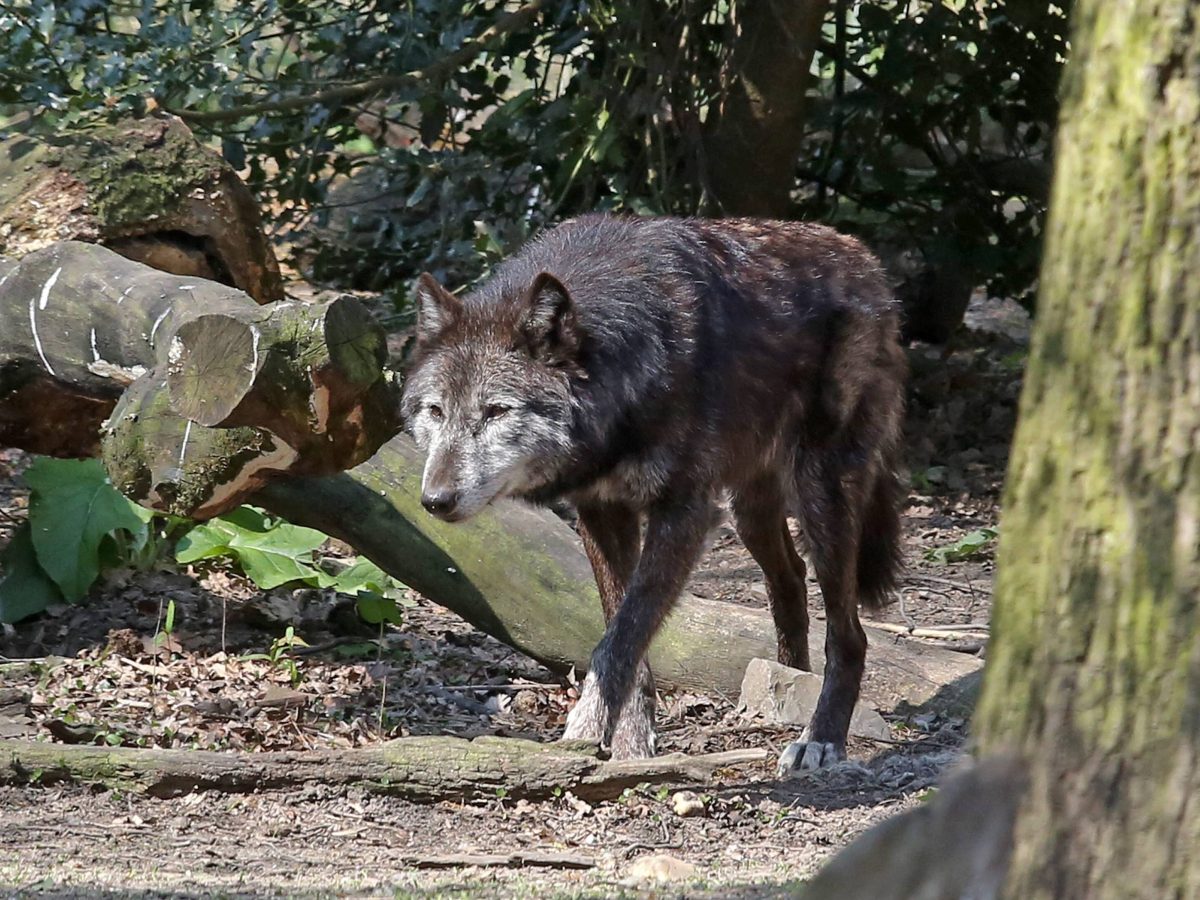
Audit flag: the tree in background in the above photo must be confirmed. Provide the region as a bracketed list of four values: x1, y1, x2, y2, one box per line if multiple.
[970, 0, 1200, 892]
[0, 1, 1068, 334]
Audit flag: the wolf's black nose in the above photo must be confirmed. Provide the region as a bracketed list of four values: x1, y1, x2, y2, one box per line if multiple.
[421, 489, 460, 518]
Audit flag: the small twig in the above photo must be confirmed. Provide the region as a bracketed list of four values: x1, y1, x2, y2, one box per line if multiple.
[439, 682, 562, 693]
[400, 851, 594, 870]
[870, 622, 990, 642]
[897, 588, 918, 629]
[623, 835, 684, 858]
[377, 675, 387, 734]
[909, 574, 984, 595]
[923, 641, 985, 655]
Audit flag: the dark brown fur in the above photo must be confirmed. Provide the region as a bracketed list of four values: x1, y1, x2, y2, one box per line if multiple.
[402, 214, 907, 770]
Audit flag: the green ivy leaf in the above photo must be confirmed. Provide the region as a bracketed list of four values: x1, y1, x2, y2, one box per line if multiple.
[25, 458, 153, 602]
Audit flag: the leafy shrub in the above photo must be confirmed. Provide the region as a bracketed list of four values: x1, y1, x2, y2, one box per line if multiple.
[0, 0, 1069, 311]
[0, 459, 404, 625]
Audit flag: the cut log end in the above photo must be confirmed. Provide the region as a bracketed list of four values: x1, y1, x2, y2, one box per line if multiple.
[166, 315, 262, 425]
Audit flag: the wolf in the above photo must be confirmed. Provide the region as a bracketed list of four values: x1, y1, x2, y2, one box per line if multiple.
[401, 214, 906, 773]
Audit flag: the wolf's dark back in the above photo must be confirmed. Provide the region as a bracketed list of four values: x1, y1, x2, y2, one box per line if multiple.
[468, 215, 898, 428]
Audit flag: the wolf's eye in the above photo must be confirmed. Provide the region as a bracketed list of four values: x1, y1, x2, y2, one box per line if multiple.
[483, 404, 511, 421]
[428, 404, 443, 420]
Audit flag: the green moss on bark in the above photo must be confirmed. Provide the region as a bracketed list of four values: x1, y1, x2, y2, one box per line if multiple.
[59, 119, 222, 230]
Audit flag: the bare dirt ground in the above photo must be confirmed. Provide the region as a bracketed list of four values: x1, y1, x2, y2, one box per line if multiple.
[0, 297, 1027, 898]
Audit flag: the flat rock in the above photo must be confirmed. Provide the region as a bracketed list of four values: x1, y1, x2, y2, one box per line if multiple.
[737, 658, 891, 740]
[625, 854, 699, 883]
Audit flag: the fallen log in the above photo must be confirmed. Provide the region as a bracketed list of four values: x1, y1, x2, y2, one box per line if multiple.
[0, 115, 282, 303]
[1, 736, 766, 802]
[0, 242, 398, 507]
[258, 439, 983, 707]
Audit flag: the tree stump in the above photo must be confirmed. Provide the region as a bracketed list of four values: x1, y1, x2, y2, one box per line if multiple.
[0, 115, 282, 303]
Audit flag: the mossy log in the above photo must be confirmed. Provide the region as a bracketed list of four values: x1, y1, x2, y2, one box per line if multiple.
[0, 242, 398, 510]
[258, 439, 983, 704]
[0, 115, 282, 303]
[0, 736, 765, 802]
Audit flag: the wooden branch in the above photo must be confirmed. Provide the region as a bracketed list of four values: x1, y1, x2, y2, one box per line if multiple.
[171, 0, 546, 124]
[257, 438, 984, 706]
[1, 736, 766, 802]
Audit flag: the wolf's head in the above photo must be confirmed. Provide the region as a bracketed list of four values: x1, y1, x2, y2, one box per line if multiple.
[401, 271, 580, 522]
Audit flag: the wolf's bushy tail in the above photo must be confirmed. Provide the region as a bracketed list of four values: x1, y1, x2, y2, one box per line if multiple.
[857, 466, 905, 610]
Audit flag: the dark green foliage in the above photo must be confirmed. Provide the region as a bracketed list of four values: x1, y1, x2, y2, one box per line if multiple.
[802, 0, 1070, 306]
[0, 1, 1068, 311]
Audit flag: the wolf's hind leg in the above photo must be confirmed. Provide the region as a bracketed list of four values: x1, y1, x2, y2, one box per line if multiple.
[731, 478, 810, 672]
[568, 501, 656, 758]
[778, 456, 870, 774]
[566, 493, 716, 759]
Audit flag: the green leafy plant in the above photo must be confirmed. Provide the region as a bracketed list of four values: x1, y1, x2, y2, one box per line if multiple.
[0, 458, 157, 623]
[175, 505, 408, 625]
[0, 0, 1069, 320]
[925, 528, 999, 564]
[175, 506, 329, 590]
[243, 625, 309, 685]
[0, 460, 407, 630]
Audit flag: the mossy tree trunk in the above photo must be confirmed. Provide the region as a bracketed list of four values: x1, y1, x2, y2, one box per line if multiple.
[971, 1, 1200, 896]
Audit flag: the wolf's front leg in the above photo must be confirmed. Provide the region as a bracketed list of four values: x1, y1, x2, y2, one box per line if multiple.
[568, 501, 657, 757]
[564, 660, 656, 757]
[564, 493, 717, 758]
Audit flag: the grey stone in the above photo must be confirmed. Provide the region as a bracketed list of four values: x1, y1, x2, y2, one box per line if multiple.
[737, 657, 891, 740]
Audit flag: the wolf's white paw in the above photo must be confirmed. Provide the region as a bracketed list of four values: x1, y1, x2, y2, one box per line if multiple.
[562, 672, 607, 743]
[777, 739, 846, 777]
[609, 716, 656, 760]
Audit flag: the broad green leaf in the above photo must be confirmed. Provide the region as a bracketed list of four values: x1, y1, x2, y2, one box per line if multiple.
[175, 506, 327, 590]
[356, 591, 403, 625]
[231, 545, 321, 590]
[25, 458, 153, 601]
[174, 520, 235, 564]
[323, 558, 391, 595]
[0, 522, 63, 624]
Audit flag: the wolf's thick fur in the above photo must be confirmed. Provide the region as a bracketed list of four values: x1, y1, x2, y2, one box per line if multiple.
[402, 214, 906, 772]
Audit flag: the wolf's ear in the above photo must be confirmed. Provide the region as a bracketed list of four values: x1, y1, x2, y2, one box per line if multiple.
[518, 272, 580, 364]
[414, 273, 462, 344]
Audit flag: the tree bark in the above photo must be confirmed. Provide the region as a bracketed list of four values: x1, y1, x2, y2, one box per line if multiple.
[0, 735, 763, 803]
[969, 0, 1200, 895]
[0, 116, 283, 303]
[258, 439, 982, 703]
[0, 242, 398, 508]
[702, 1, 830, 216]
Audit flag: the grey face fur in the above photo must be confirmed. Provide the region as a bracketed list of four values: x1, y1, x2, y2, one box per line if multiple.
[402, 274, 577, 521]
